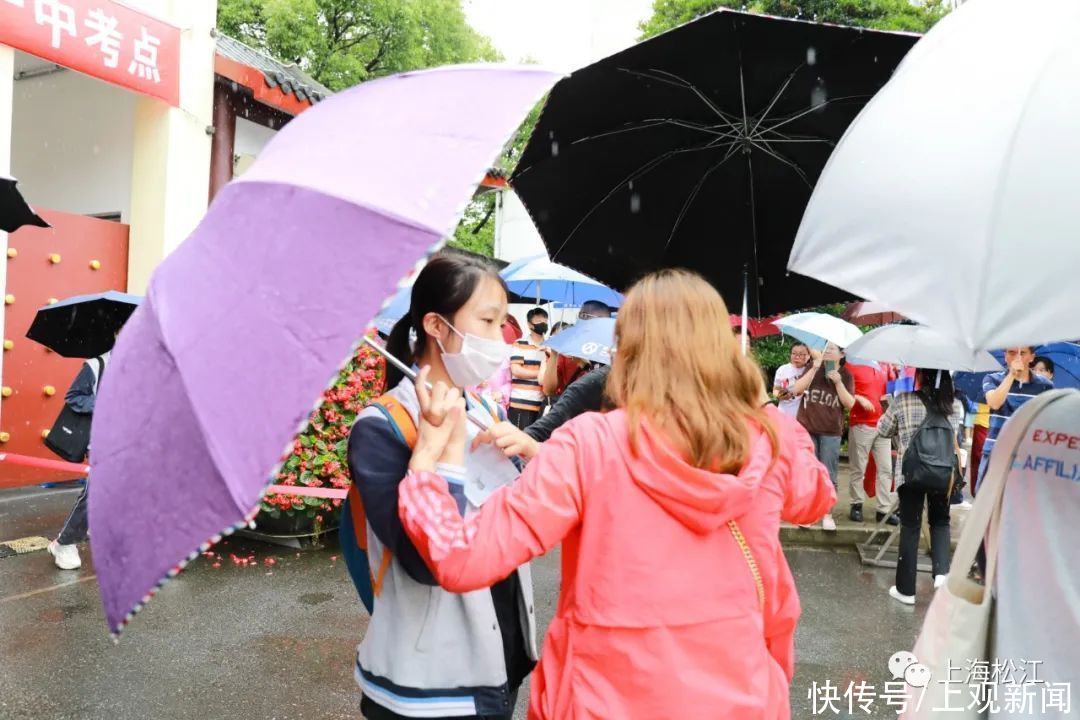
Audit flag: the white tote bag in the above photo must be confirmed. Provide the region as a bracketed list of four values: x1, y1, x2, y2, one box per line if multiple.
[903, 390, 1068, 720]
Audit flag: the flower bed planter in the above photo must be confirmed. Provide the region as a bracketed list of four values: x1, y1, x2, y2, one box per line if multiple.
[255, 335, 386, 533]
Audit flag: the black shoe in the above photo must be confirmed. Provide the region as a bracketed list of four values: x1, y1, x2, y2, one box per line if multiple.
[877, 511, 900, 526]
[849, 504, 864, 522]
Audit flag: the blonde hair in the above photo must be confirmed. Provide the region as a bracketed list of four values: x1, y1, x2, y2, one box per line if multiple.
[608, 269, 777, 472]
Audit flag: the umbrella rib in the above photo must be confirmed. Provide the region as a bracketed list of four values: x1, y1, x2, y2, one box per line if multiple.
[737, 47, 750, 136]
[569, 118, 739, 147]
[748, 64, 806, 137]
[664, 145, 743, 251]
[617, 68, 742, 133]
[748, 139, 812, 188]
[549, 143, 730, 260]
[756, 94, 872, 135]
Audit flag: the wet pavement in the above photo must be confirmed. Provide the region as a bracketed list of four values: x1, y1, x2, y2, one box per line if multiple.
[1, 486, 932, 720]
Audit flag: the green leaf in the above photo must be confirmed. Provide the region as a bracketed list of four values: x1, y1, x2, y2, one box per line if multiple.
[304, 495, 323, 507]
[299, 470, 314, 486]
[299, 435, 313, 448]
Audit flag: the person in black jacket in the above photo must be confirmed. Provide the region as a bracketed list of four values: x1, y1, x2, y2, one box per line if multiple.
[47, 353, 108, 570]
[474, 365, 612, 460]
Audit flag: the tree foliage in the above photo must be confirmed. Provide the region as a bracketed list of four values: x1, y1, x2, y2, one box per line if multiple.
[639, 0, 950, 38]
[217, 0, 501, 91]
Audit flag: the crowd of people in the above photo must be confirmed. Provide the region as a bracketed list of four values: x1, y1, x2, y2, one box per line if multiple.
[772, 336, 1059, 606]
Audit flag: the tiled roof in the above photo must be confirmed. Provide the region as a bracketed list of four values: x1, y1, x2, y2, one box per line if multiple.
[215, 33, 332, 106]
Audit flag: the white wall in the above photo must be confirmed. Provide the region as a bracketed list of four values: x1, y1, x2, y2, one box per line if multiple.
[233, 116, 277, 177]
[234, 116, 277, 165]
[493, 189, 546, 263]
[11, 64, 135, 221]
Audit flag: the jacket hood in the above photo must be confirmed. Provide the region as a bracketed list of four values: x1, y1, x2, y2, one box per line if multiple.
[627, 419, 772, 534]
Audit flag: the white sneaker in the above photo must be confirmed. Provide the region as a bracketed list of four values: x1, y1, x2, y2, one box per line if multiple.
[821, 515, 837, 532]
[47, 540, 82, 570]
[889, 586, 916, 605]
[934, 574, 948, 589]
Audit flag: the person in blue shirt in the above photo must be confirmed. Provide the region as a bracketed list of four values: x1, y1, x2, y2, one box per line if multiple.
[977, 346, 1054, 491]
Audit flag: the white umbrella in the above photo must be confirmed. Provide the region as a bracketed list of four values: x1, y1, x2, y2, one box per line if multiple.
[844, 325, 1003, 372]
[788, 0, 1080, 351]
[773, 312, 863, 350]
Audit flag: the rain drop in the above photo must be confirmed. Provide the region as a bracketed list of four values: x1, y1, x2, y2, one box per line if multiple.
[806, 47, 816, 66]
[811, 84, 828, 109]
[550, 141, 559, 157]
[92, 144, 101, 156]
[629, 193, 641, 214]
[873, 56, 879, 63]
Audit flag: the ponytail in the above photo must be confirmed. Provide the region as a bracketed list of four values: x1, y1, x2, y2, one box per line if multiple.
[385, 313, 415, 388]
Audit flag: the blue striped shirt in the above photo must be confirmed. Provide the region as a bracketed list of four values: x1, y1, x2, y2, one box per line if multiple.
[982, 371, 1054, 455]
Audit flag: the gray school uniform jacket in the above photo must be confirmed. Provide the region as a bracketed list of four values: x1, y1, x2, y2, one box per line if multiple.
[346, 379, 539, 718]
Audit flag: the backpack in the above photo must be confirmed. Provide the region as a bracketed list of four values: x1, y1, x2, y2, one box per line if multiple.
[44, 356, 105, 463]
[340, 391, 500, 614]
[900, 394, 958, 493]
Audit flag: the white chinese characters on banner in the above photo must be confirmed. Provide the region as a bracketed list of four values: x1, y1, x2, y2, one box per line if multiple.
[35, 0, 77, 49]
[127, 26, 160, 83]
[84, 8, 121, 68]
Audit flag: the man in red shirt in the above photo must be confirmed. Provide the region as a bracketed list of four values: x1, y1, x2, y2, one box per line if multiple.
[847, 361, 897, 524]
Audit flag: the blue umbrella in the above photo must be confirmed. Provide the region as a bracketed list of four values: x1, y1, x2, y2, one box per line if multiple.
[544, 317, 616, 365]
[954, 342, 1080, 403]
[500, 255, 622, 308]
[372, 286, 411, 336]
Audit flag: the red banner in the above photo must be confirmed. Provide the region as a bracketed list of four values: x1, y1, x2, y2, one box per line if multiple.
[0, 0, 180, 106]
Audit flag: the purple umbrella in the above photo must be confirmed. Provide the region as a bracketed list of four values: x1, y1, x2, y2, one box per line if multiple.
[88, 64, 558, 636]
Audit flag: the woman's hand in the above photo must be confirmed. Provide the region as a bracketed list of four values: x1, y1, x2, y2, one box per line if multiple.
[411, 366, 467, 473]
[855, 395, 875, 412]
[472, 421, 541, 462]
[809, 349, 823, 367]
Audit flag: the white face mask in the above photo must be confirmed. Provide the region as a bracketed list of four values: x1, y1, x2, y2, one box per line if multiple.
[435, 316, 510, 389]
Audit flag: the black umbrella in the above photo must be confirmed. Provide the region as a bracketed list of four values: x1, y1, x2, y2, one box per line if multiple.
[510, 10, 918, 316]
[1, 175, 50, 233]
[27, 291, 141, 358]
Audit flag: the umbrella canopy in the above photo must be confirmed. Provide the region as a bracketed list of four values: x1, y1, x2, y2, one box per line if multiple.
[510, 10, 917, 315]
[0, 175, 49, 233]
[88, 64, 558, 636]
[730, 313, 782, 338]
[499, 254, 623, 308]
[773, 312, 862, 350]
[842, 301, 904, 326]
[544, 317, 616, 365]
[26, 291, 141, 358]
[845, 325, 1003, 373]
[789, 0, 1080, 350]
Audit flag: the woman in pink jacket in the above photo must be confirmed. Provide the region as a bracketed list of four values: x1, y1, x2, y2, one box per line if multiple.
[398, 269, 836, 719]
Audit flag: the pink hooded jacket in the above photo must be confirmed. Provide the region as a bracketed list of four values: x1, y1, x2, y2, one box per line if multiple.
[399, 406, 835, 720]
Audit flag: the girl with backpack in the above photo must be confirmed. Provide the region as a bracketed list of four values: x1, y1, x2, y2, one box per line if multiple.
[345, 253, 538, 720]
[877, 368, 966, 605]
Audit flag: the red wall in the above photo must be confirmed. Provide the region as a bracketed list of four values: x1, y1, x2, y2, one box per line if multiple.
[2, 210, 128, 487]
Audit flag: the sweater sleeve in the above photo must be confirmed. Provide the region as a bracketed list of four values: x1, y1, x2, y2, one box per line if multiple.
[524, 366, 607, 443]
[64, 362, 98, 415]
[348, 415, 444, 586]
[398, 423, 585, 593]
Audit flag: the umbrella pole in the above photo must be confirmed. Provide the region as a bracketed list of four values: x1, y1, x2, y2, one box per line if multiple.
[740, 270, 750, 356]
